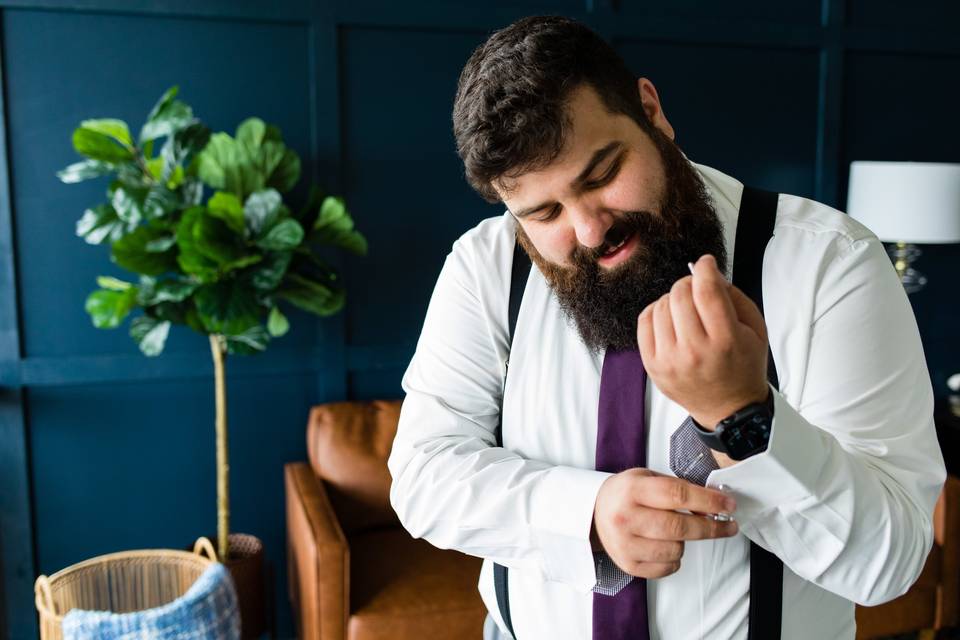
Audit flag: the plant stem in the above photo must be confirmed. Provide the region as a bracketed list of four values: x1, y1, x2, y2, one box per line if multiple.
[210, 334, 230, 561]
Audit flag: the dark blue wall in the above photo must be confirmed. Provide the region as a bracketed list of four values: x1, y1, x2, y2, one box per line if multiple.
[1, 1, 958, 638]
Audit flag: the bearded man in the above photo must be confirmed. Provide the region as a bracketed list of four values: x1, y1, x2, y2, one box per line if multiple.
[387, 15, 944, 640]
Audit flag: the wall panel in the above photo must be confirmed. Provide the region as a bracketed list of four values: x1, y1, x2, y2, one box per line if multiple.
[617, 40, 820, 197]
[3, 8, 314, 358]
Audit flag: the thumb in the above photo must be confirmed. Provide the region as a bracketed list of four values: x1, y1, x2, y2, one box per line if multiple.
[728, 285, 768, 343]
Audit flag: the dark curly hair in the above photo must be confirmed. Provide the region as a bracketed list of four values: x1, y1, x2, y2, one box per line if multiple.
[453, 15, 652, 203]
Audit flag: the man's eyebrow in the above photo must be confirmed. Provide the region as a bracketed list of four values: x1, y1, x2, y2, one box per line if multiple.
[510, 141, 624, 219]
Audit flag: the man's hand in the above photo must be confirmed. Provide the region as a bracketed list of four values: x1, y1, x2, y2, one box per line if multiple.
[636, 254, 769, 429]
[592, 468, 738, 578]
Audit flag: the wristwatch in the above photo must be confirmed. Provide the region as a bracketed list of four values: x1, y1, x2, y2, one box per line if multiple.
[692, 390, 774, 461]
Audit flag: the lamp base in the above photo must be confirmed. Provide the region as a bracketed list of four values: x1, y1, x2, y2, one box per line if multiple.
[887, 242, 927, 294]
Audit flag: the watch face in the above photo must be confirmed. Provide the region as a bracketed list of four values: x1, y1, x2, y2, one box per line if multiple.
[719, 413, 771, 459]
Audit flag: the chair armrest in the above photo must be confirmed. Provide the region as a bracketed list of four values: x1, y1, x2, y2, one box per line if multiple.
[285, 462, 350, 640]
[936, 473, 960, 628]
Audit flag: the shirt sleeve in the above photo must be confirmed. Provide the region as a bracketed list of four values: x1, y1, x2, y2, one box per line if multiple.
[388, 234, 610, 592]
[707, 232, 946, 606]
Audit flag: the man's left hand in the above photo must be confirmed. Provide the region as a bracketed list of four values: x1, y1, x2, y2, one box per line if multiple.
[636, 254, 769, 430]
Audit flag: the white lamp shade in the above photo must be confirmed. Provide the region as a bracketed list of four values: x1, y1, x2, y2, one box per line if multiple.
[846, 161, 960, 244]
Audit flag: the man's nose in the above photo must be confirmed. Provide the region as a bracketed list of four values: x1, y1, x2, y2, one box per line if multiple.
[568, 203, 614, 249]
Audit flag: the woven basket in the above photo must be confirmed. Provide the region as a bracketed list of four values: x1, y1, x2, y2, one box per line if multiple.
[34, 537, 219, 640]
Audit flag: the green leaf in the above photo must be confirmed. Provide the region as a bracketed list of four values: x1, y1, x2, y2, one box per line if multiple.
[129, 315, 170, 356]
[139, 88, 195, 143]
[236, 118, 266, 149]
[145, 157, 165, 181]
[207, 191, 246, 235]
[194, 279, 263, 335]
[160, 123, 210, 181]
[144, 87, 179, 125]
[111, 185, 145, 225]
[143, 185, 179, 220]
[277, 273, 345, 317]
[175, 206, 219, 282]
[267, 148, 300, 193]
[80, 119, 132, 147]
[313, 196, 351, 232]
[137, 276, 199, 306]
[311, 196, 367, 256]
[194, 210, 248, 266]
[76, 204, 131, 245]
[244, 189, 284, 237]
[267, 306, 289, 337]
[57, 159, 114, 184]
[224, 324, 270, 355]
[256, 218, 303, 251]
[72, 127, 135, 163]
[196, 132, 263, 198]
[96, 276, 133, 291]
[145, 234, 176, 252]
[250, 251, 292, 290]
[111, 226, 179, 276]
[85, 288, 138, 329]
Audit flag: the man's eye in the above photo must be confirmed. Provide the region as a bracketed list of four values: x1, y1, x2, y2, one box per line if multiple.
[534, 205, 561, 223]
[585, 162, 620, 189]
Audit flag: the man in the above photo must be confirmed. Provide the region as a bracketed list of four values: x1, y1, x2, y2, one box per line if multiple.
[387, 15, 945, 640]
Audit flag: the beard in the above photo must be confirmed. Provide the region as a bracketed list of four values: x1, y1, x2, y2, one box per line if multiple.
[516, 127, 728, 353]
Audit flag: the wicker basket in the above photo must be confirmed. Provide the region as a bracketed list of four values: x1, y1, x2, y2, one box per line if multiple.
[34, 537, 219, 640]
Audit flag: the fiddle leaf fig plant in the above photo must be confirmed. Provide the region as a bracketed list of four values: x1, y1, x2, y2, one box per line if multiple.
[60, 86, 367, 559]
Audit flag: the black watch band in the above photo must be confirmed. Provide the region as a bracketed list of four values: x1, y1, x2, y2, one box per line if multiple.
[692, 390, 774, 461]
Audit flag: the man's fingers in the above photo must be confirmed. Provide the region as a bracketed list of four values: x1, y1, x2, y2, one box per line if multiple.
[690, 254, 737, 339]
[635, 509, 739, 541]
[637, 304, 656, 358]
[624, 561, 681, 580]
[668, 276, 705, 344]
[632, 475, 736, 514]
[652, 294, 676, 348]
[728, 285, 768, 342]
[613, 537, 686, 567]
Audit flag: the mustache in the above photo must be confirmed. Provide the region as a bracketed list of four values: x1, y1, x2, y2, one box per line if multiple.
[572, 210, 659, 263]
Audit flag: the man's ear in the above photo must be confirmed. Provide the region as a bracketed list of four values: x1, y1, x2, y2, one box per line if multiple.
[637, 78, 675, 141]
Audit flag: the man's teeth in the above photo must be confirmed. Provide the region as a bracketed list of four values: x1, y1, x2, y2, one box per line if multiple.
[603, 235, 628, 256]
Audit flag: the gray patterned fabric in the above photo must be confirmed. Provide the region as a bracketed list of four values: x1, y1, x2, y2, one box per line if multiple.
[591, 550, 635, 596]
[669, 416, 719, 486]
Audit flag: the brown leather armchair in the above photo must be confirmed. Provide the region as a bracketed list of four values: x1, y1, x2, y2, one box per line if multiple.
[855, 474, 960, 639]
[285, 400, 487, 640]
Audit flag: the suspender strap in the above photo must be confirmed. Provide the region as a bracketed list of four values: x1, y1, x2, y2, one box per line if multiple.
[495, 186, 783, 638]
[733, 186, 783, 640]
[734, 187, 780, 390]
[493, 237, 531, 637]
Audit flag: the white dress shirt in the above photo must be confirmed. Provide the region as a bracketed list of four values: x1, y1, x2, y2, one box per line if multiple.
[387, 162, 946, 640]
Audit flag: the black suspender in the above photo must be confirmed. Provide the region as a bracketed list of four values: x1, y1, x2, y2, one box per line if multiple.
[493, 186, 782, 638]
[492, 245, 531, 636]
[732, 187, 783, 640]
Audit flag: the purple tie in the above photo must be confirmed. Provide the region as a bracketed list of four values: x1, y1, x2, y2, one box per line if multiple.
[593, 347, 650, 640]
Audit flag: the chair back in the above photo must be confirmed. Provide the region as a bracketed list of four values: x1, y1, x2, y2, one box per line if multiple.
[307, 400, 402, 536]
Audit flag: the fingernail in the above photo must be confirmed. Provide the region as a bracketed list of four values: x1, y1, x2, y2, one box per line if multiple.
[723, 497, 737, 512]
[687, 261, 695, 274]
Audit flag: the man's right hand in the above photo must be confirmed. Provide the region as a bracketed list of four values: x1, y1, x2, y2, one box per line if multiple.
[592, 468, 738, 578]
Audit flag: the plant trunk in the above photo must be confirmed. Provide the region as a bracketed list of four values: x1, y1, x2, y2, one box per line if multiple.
[210, 334, 230, 561]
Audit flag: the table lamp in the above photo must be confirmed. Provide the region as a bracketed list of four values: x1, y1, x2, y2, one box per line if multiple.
[847, 161, 960, 293]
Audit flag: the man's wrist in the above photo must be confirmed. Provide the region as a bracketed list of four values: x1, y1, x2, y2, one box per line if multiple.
[690, 386, 771, 431]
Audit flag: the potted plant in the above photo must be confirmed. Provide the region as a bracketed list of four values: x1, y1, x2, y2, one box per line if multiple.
[58, 86, 366, 636]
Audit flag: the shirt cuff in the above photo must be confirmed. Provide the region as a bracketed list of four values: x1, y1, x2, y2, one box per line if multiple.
[706, 387, 827, 525]
[530, 465, 613, 592]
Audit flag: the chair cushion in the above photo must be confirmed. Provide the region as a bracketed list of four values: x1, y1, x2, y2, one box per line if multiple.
[307, 400, 402, 535]
[347, 528, 486, 640]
